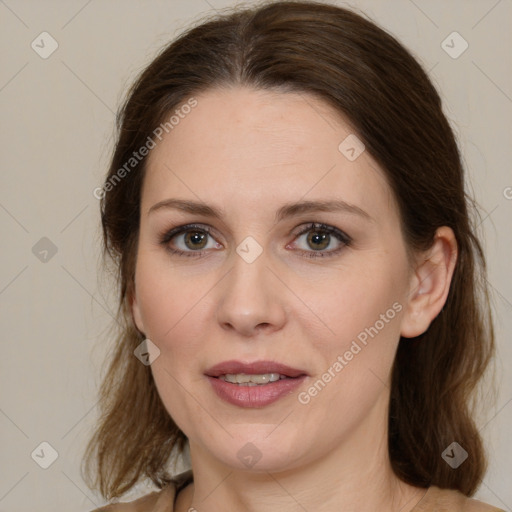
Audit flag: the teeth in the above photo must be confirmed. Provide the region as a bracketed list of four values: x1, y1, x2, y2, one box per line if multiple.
[219, 373, 286, 385]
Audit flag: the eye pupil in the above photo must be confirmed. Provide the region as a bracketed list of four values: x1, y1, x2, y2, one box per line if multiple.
[307, 231, 329, 250]
[185, 231, 207, 249]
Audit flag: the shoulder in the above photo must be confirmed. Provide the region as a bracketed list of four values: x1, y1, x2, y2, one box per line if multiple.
[414, 486, 505, 512]
[89, 470, 193, 512]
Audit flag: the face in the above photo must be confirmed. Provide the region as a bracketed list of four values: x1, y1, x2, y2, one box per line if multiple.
[131, 86, 416, 473]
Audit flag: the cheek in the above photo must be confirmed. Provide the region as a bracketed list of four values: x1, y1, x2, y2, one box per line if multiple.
[295, 280, 404, 450]
[135, 257, 211, 430]
[134, 252, 207, 343]
[303, 259, 407, 351]
[312, 284, 403, 395]
[298, 257, 407, 406]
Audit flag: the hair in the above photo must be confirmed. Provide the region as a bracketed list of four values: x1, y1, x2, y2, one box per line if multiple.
[83, 0, 496, 500]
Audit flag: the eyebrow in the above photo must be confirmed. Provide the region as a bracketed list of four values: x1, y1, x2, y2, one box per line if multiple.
[148, 198, 372, 222]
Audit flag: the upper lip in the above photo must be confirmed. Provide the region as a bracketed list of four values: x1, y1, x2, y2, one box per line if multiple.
[205, 360, 308, 378]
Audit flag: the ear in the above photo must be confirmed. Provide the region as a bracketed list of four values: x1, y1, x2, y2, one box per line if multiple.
[400, 226, 458, 338]
[130, 287, 146, 335]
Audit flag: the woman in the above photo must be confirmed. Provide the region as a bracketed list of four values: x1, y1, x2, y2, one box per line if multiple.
[84, 1, 502, 510]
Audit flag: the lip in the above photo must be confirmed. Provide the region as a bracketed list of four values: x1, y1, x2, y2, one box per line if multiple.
[205, 360, 308, 378]
[206, 375, 307, 408]
[205, 360, 308, 408]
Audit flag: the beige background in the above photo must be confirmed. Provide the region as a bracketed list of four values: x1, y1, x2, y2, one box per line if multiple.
[1, 0, 511, 510]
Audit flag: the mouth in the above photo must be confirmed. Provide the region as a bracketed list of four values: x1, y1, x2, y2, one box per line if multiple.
[204, 360, 308, 407]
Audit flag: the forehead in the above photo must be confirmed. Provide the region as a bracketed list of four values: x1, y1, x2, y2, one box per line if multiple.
[142, 86, 397, 224]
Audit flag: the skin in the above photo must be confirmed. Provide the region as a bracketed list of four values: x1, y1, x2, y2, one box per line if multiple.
[131, 86, 457, 512]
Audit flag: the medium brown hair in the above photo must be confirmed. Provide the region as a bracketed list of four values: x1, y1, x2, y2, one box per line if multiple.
[83, 0, 495, 500]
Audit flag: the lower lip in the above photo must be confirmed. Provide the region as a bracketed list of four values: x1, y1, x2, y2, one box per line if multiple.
[206, 375, 307, 408]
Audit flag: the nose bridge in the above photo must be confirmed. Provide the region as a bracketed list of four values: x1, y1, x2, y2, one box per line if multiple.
[215, 243, 286, 336]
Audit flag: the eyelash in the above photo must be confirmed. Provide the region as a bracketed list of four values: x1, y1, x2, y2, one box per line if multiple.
[158, 222, 352, 259]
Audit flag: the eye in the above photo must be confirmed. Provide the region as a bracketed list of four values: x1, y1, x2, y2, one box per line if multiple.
[289, 223, 351, 258]
[159, 222, 351, 259]
[159, 224, 222, 258]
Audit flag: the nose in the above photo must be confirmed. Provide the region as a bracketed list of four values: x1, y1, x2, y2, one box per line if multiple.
[215, 251, 287, 338]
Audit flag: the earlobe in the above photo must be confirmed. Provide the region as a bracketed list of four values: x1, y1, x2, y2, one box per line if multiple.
[400, 226, 458, 338]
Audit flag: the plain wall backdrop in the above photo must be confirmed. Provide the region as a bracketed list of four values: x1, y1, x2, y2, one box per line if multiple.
[1, 0, 511, 510]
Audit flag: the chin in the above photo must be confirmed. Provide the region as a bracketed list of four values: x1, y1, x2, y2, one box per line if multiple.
[206, 431, 306, 473]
